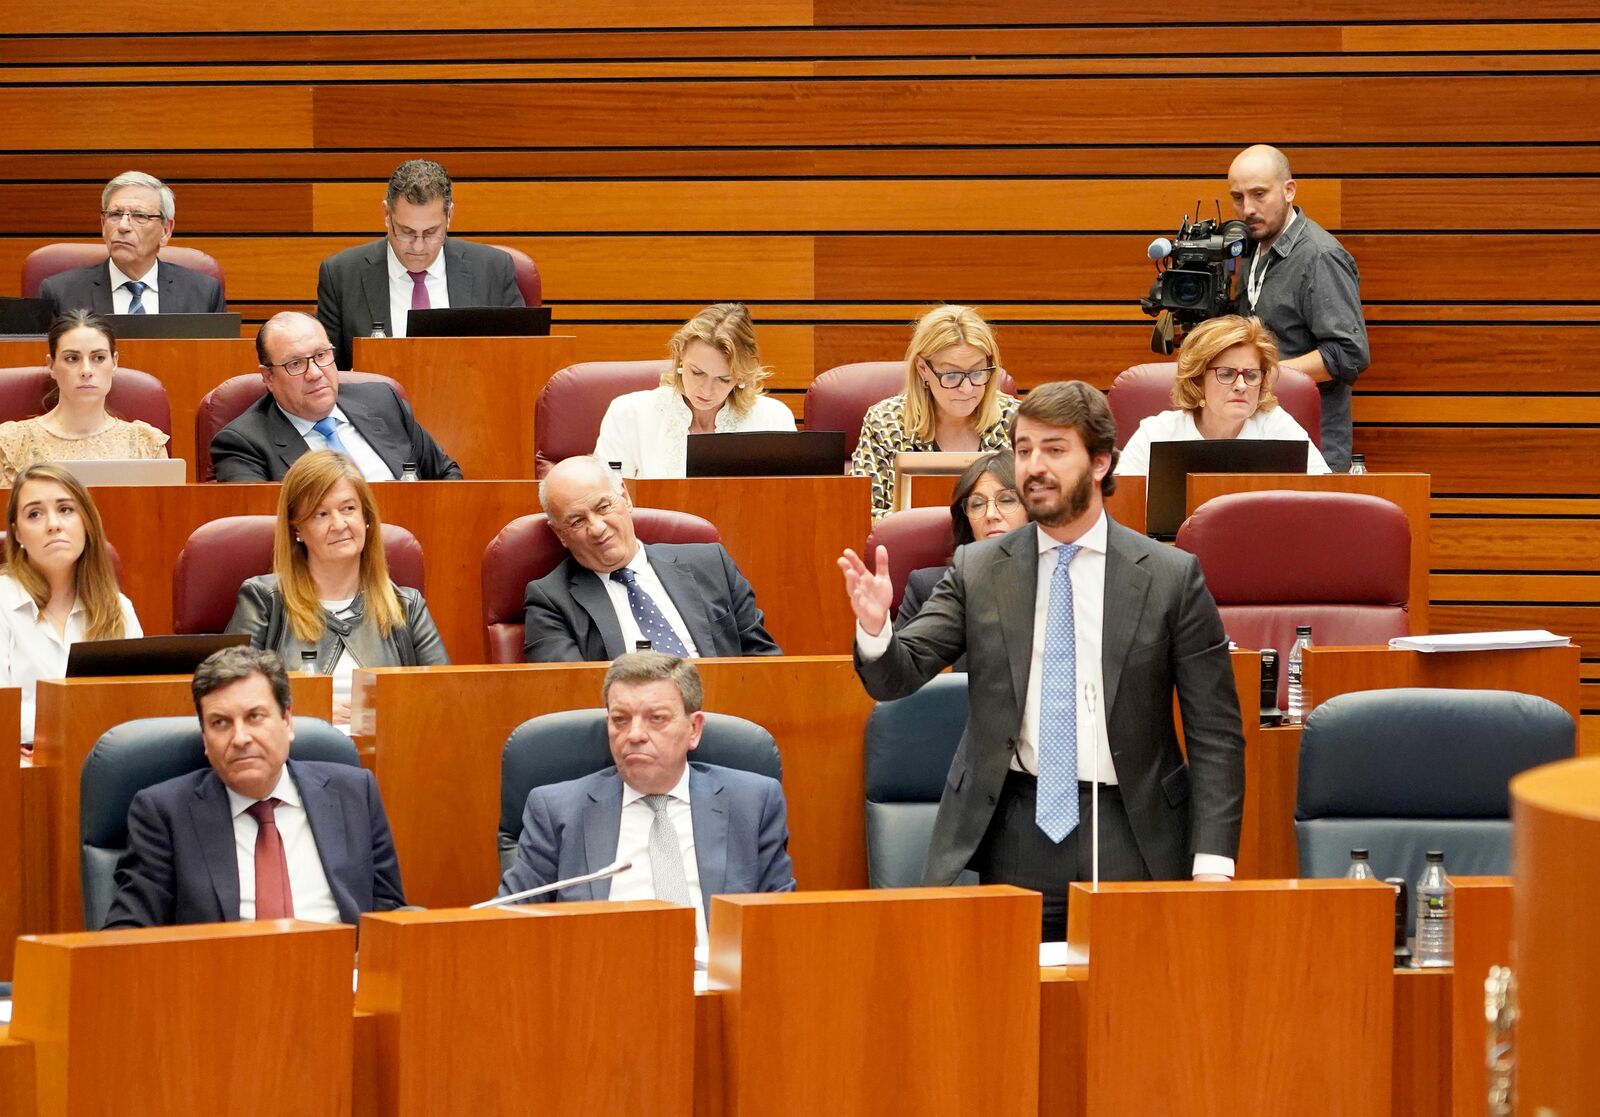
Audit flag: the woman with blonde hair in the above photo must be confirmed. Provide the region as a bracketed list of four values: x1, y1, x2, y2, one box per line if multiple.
[225, 450, 448, 726]
[594, 302, 796, 477]
[0, 462, 141, 743]
[1117, 315, 1329, 476]
[850, 305, 1020, 518]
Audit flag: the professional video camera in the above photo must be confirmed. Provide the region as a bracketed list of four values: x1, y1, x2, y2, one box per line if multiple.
[1139, 208, 1249, 354]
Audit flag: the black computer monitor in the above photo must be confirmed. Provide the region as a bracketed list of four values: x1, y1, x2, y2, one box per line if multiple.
[1144, 438, 1309, 538]
[406, 306, 552, 338]
[103, 312, 242, 339]
[684, 431, 848, 478]
[66, 633, 251, 679]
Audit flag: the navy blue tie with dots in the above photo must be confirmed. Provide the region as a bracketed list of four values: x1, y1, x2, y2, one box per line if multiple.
[610, 568, 689, 656]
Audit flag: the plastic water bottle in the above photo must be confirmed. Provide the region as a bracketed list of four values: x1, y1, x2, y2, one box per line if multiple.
[298, 649, 319, 675]
[399, 461, 419, 482]
[1345, 848, 1376, 880]
[370, 321, 388, 339]
[1284, 624, 1313, 724]
[1348, 453, 1367, 475]
[1414, 850, 1455, 967]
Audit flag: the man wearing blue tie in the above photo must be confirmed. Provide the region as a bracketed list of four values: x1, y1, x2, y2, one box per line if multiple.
[523, 455, 781, 663]
[840, 381, 1244, 940]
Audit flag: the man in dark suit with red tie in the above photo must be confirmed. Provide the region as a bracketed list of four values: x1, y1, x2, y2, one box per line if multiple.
[103, 647, 405, 929]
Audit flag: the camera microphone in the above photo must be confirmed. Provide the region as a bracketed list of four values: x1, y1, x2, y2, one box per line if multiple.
[1221, 219, 1250, 257]
[1147, 237, 1173, 262]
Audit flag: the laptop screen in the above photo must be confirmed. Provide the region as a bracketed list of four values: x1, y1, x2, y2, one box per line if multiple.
[684, 431, 847, 478]
[1143, 439, 1308, 538]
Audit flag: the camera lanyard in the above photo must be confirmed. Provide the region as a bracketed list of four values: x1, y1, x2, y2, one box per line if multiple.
[1245, 248, 1271, 310]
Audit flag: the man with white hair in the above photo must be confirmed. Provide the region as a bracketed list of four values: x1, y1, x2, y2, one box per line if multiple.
[38, 170, 226, 317]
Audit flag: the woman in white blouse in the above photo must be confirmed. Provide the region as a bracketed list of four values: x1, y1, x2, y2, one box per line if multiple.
[1117, 314, 1331, 477]
[0, 462, 142, 744]
[594, 302, 795, 477]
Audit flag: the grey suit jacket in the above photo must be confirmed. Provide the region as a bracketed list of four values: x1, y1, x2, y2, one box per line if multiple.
[103, 759, 406, 929]
[856, 517, 1244, 885]
[315, 237, 524, 368]
[38, 258, 226, 317]
[522, 542, 781, 662]
[497, 762, 796, 920]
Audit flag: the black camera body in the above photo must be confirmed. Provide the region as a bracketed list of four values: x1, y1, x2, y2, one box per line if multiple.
[1140, 215, 1250, 351]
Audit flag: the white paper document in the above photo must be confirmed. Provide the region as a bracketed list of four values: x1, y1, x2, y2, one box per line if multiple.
[1389, 630, 1570, 653]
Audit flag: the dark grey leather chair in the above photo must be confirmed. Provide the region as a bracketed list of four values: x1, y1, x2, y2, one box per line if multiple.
[497, 709, 782, 873]
[79, 716, 359, 930]
[1295, 687, 1574, 889]
[864, 673, 974, 888]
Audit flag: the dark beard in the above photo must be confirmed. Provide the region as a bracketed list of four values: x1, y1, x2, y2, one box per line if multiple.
[1024, 467, 1094, 528]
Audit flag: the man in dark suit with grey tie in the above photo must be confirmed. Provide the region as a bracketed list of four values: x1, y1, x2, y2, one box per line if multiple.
[38, 171, 227, 318]
[839, 381, 1244, 940]
[523, 455, 781, 662]
[314, 158, 525, 369]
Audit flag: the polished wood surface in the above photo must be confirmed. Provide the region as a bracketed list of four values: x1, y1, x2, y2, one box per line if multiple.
[710, 886, 1039, 1117]
[1186, 472, 1432, 634]
[0, 690, 19, 980]
[352, 335, 575, 481]
[1392, 968, 1450, 1117]
[351, 657, 875, 909]
[1066, 879, 1395, 1115]
[1305, 644, 1582, 726]
[0, 1028, 35, 1117]
[9, 920, 355, 1116]
[1511, 757, 1600, 1112]
[1038, 967, 1089, 1117]
[29, 674, 331, 933]
[358, 902, 694, 1117]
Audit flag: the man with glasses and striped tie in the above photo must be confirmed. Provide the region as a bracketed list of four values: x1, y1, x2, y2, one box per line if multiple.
[38, 171, 226, 318]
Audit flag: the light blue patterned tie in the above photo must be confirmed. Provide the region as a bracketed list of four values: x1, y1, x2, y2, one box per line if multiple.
[311, 416, 352, 459]
[610, 568, 689, 656]
[124, 280, 147, 314]
[1037, 543, 1081, 842]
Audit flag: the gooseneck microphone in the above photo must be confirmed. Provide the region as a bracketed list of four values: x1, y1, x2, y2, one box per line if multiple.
[471, 859, 634, 909]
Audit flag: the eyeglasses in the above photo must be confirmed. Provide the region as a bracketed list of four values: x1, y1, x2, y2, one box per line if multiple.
[964, 491, 1022, 517]
[924, 362, 996, 389]
[387, 218, 447, 246]
[1210, 366, 1265, 386]
[101, 209, 164, 227]
[268, 348, 336, 377]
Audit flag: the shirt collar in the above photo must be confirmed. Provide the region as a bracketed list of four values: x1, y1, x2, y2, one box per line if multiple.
[1260, 205, 1303, 259]
[386, 241, 446, 281]
[225, 763, 301, 820]
[1034, 509, 1108, 557]
[621, 762, 693, 808]
[280, 403, 348, 437]
[107, 257, 159, 290]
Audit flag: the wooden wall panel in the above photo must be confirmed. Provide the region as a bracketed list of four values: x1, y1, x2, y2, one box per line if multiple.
[1355, 430, 1600, 495]
[0, 87, 313, 150]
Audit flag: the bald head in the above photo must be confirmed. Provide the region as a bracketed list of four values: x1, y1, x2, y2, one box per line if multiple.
[1228, 145, 1297, 247]
[1229, 144, 1292, 183]
[539, 455, 638, 573]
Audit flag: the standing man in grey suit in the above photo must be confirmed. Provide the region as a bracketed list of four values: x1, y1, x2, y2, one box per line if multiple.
[839, 381, 1244, 940]
[315, 158, 524, 369]
[523, 455, 781, 662]
[499, 652, 795, 962]
[38, 171, 226, 317]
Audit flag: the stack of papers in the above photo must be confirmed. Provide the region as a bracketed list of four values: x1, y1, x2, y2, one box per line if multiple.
[1389, 630, 1570, 653]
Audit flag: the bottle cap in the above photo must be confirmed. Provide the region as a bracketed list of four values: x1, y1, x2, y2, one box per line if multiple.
[1350, 848, 1369, 859]
[1296, 624, 1313, 636]
[1425, 850, 1444, 862]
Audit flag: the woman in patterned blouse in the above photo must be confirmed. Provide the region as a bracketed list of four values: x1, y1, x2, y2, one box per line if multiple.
[849, 304, 1020, 519]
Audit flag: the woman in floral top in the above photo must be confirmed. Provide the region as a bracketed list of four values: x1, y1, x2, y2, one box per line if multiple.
[850, 305, 1020, 518]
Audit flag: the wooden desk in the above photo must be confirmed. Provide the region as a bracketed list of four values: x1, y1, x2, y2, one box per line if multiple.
[0, 691, 18, 981]
[353, 334, 575, 481]
[1187, 472, 1432, 632]
[28, 674, 331, 934]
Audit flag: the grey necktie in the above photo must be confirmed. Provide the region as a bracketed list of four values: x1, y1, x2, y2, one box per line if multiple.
[643, 794, 690, 906]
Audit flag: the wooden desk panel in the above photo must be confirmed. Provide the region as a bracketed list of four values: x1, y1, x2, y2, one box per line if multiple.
[0, 691, 18, 981]
[1186, 472, 1432, 633]
[1305, 644, 1582, 724]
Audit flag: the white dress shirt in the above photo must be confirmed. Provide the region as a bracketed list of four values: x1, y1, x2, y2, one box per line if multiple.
[594, 385, 798, 478]
[225, 765, 341, 923]
[1116, 406, 1331, 477]
[609, 764, 709, 964]
[107, 259, 161, 315]
[0, 573, 142, 744]
[280, 404, 395, 482]
[601, 546, 700, 656]
[385, 243, 448, 339]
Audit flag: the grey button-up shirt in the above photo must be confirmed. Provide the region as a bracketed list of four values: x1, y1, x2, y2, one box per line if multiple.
[1235, 207, 1369, 471]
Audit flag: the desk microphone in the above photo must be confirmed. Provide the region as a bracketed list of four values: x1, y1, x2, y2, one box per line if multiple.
[470, 859, 634, 909]
[1084, 679, 1102, 891]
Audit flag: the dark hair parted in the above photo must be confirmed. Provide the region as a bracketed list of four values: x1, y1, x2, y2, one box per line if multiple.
[949, 450, 1017, 548]
[386, 159, 453, 209]
[602, 651, 704, 714]
[1011, 381, 1120, 498]
[192, 645, 293, 720]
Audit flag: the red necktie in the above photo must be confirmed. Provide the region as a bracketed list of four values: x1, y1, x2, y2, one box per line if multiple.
[246, 798, 294, 919]
[408, 270, 430, 311]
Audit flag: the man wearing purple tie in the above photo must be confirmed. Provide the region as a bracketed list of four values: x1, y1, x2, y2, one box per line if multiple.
[314, 159, 524, 369]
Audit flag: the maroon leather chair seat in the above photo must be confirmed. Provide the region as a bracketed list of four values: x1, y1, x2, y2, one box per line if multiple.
[486, 243, 542, 307]
[533, 360, 670, 478]
[193, 371, 410, 482]
[480, 507, 720, 663]
[1109, 362, 1322, 451]
[0, 366, 172, 436]
[863, 506, 956, 615]
[22, 244, 227, 301]
[804, 362, 1019, 467]
[1175, 490, 1411, 707]
[172, 515, 426, 635]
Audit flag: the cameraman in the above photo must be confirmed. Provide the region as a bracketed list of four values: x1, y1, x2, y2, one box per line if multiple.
[1228, 144, 1368, 471]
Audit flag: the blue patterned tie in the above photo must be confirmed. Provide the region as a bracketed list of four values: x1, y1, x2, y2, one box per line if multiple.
[1037, 543, 1082, 842]
[610, 568, 689, 656]
[311, 416, 352, 459]
[124, 280, 147, 314]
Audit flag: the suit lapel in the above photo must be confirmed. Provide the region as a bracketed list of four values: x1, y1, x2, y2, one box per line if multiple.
[581, 775, 624, 900]
[359, 242, 389, 338]
[1100, 521, 1153, 719]
[158, 259, 179, 304]
[294, 762, 355, 921]
[688, 765, 726, 924]
[265, 401, 313, 478]
[92, 261, 115, 314]
[336, 385, 404, 477]
[569, 564, 627, 659]
[994, 527, 1039, 713]
[444, 239, 474, 305]
[645, 546, 716, 655]
[191, 773, 241, 922]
